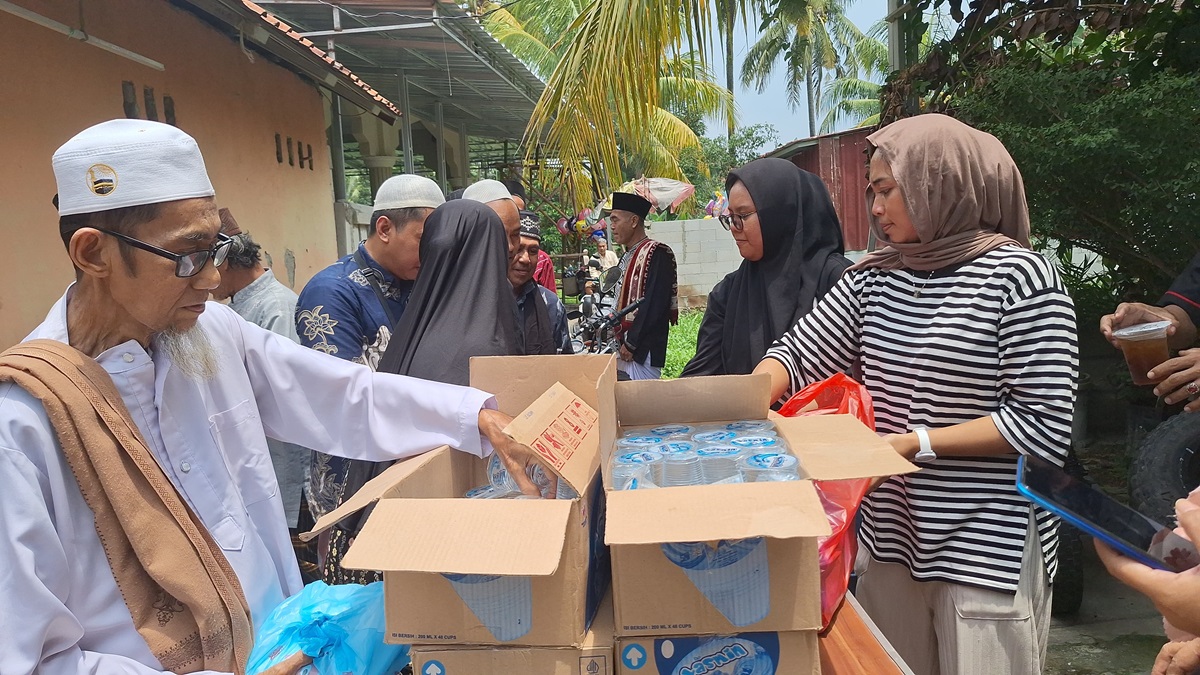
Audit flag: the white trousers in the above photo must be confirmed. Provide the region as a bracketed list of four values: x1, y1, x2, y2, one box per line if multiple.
[855, 516, 1052, 675]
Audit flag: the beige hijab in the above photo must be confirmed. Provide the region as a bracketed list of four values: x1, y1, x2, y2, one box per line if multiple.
[848, 114, 1031, 272]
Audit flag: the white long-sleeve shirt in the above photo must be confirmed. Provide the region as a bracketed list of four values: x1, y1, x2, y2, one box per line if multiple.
[0, 289, 496, 675]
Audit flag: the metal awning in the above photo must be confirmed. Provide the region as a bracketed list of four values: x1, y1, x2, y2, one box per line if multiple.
[175, 0, 402, 122]
[243, 0, 545, 143]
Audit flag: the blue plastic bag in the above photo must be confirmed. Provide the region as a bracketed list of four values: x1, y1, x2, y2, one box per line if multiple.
[247, 581, 409, 675]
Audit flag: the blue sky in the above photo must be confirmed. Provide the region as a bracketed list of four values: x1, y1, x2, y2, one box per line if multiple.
[705, 0, 888, 148]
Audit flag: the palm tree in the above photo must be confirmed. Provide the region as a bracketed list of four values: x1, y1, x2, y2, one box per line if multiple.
[819, 18, 939, 133]
[819, 21, 889, 132]
[513, 0, 733, 207]
[484, 0, 734, 207]
[740, 0, 865, 137]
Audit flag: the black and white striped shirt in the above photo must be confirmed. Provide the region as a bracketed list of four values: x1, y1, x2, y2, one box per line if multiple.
[765, 246, 1077, 592]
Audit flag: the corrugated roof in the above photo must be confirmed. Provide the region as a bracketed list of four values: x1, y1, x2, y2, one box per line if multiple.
[243, 0, 545, 143]
[177, 0, 402, 121]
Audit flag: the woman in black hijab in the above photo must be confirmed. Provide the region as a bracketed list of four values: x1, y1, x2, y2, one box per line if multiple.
[378, 199, 521, 384]
[681, 159, 850, 376]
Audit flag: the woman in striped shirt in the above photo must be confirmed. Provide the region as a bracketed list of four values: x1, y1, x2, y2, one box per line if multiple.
[755, 114, 1077, 675]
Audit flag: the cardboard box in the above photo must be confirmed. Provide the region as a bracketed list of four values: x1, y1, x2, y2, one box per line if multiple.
[411, 592, 615, 675]
[615, 631, 819, 675]
[605, 375, 916, 638]
[305, 355, 619, 647]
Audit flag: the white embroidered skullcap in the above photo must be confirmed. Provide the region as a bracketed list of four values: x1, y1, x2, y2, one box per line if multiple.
[53, 119, 214, 216]
[462, 179, 513, 204]
[373, 174, 445, 210]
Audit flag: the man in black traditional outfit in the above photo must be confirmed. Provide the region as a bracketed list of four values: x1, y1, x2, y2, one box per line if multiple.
[609, 191, 677, 380]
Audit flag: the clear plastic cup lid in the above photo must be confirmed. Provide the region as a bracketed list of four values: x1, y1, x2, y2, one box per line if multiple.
[650, 424, 693, 436]
[616, 451, 664, 464]
[659, 441, 698, 454]
[742, 453, 798, 470]
[662, 449, 699, 462]
[697, 445, 742, 457]
[725, 420, 774, 432]
[693, 430, 738, 443]
[731, 435, 781, 449]
[1112, 320, 1172, 340]
[619, 435, 665, 446]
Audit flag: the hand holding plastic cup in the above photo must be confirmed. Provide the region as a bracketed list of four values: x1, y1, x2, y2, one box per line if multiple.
[1113, 321, 1172, 386]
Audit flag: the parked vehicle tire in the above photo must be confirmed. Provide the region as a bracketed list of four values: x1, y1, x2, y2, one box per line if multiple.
[1051, 448, 1087, 617]
[1051, 523, 1085, 617]
[1130, 411, 1200, 524]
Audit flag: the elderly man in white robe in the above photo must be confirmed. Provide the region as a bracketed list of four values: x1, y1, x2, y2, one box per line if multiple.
[0, 119, 542, 675]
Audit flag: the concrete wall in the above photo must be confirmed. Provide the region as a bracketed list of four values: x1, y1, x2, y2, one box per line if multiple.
[0, 0, 339, 347]
[647, 218, 742, 310]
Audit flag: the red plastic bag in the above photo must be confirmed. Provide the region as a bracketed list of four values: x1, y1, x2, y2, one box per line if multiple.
[778, 373, 875, 632]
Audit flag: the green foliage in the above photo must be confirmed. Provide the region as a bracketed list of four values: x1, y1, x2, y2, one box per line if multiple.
[955, 65, 1200, 302]
[678, 123, 780, 213]
[664, 309, 706, 379]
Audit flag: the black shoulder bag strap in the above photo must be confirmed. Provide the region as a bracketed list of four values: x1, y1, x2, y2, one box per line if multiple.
[353, 250, 399, 328]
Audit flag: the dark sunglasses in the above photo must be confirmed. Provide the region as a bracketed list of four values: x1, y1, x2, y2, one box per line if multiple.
[97, 229, 233, 278]
[719, 211, 757, 232]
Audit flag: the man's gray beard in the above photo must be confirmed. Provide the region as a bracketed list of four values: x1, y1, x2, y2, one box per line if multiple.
[158, 325, 220, 381]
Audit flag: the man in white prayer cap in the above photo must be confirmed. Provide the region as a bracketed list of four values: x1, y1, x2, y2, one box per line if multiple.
[0, 119, 543, 674]
[463, 178, 520, 259]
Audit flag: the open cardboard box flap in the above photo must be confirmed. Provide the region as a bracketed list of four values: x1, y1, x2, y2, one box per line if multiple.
[300, 448, 445, 542]
[615, 374, 771, 428]
[605, 480, 831, 545]
[342, 497, 574, 575]
[775, 414, 917, 480]
[503, 382, 601, 495]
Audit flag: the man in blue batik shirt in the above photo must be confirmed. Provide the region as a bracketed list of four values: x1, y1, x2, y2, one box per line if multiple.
[295, 174, 444, 583]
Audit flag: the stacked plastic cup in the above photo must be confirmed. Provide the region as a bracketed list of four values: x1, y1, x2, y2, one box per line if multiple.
[696, 445, 744, 484]
[738, 453, 801, 482]
[659, 445, 704, 487]
[617, 435, 666, 453]
[465, 484, 513, 499]
[611, 451, 665, 490]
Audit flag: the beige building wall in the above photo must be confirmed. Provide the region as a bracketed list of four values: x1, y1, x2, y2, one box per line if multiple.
[0, 0, 341, 348]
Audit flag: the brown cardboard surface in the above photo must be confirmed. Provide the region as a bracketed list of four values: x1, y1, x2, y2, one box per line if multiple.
[327, 356, 616, 647]
[410, 591, 615, 674]
[504, 382, 601, 494]
[605, 481, 831, 545]
[615, 630, 819, 675]
[342, 497, 573, 576]
[300, 447, 448, 541]
[613, 374, 770, 429]
[606, 374, 915, 638]
[612, 537, 821, 635]
[471, 354, 616, 413]
[777, 414, 917, 480]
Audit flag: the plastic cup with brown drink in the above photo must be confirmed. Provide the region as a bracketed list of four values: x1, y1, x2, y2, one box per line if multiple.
[1112, 320, 1172, 386]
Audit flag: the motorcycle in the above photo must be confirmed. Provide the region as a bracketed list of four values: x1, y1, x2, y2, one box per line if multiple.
[567, 297, 643, 359]
[567, 260, 618, 321]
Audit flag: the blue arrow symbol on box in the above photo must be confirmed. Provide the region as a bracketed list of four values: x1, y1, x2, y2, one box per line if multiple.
[424, 661, 444, 675]
[622, 645, 646, 669]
